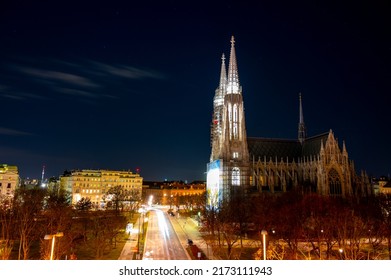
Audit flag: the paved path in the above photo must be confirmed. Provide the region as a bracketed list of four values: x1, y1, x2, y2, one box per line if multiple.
[169, 214, 214, 260]
[118, 217, 142, 260]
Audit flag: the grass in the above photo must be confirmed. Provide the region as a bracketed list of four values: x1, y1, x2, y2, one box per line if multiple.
[74, 231, 129, 260]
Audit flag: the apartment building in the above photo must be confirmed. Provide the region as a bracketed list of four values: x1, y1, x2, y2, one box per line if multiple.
[60, 169, 143, 208]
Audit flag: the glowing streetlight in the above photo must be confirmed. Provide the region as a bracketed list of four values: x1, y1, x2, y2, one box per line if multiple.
[339, 248, 344, 259]
[261, 230, 268, 260]
[44, 232, 63, 260]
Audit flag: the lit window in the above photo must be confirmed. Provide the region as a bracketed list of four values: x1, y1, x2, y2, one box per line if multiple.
[232, 167, 240, 186]
[228, 103, 233, 139]
[233, 104, 238, 139]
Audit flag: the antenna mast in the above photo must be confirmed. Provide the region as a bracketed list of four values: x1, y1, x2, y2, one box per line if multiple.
[41, 165, 45, 187]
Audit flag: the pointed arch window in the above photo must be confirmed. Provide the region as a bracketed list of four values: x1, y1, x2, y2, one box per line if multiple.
[328, 168, 342, 196]
[228, 103, 233, 139]
[232, 167, 240, 186]
[233, 104, 238, 139]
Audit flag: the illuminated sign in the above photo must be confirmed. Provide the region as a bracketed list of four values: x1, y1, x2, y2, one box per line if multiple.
[206, 159, 223, 207]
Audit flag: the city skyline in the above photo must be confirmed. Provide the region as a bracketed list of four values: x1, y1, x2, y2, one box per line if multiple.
[0, 1, 390, 182]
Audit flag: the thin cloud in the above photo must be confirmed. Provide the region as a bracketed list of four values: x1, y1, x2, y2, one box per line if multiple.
[87, 61, 164, 80]
[107, 65, 162, 79]
[18, 67, 99, 88]
[57, 87, 100, 98]
[0, 93, 25, 100]
[0, 127, 33, 136]
[0, 87, 48, 101]
[2, 58, 163, 102]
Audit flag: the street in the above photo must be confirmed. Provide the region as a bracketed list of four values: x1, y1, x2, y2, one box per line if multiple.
[142, 208, 190, 260]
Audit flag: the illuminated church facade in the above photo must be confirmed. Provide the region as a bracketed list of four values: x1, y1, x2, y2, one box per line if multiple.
[206, 37, 371, 206]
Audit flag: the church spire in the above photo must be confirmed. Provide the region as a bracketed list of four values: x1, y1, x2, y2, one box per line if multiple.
[227, 36, 240, 94]
[298, 92, 306, 144]
[213, 53, 226, 108]
[219, 53, 227, 92]
[210, 54, 228, 161]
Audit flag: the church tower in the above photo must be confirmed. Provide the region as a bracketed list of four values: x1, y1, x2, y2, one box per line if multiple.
[210, 54, 226, 162]
[207, 36, 249, 206]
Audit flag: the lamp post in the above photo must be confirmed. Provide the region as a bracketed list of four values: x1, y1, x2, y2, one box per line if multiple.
[44, 232, 63, 260]
[339, 248, 344, 260]
[261, 230, 268, 260]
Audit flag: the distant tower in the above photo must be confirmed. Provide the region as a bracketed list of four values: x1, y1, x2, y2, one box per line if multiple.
[298, 93, 307, 144]
[207, 36, 250, 206]
[41, 165, 45, 181]
[41, 165, 45, 187]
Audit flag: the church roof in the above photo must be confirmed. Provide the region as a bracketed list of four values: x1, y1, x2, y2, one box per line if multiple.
[247, 137, 302, 162]
[247, 132, 329, 162]
[301, 132, 329, 157]
[382, 181, 391, 188]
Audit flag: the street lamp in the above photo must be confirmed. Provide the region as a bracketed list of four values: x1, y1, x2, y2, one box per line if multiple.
[339, 248, 344, 260]
[261, 230, 268, 260]
[44, 232, 64, 260]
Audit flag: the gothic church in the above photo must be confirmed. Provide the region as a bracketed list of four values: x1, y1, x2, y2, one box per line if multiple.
[206, 37, 370, 205]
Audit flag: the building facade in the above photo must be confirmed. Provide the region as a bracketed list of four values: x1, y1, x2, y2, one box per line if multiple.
[0, 164, 20, 197]
[207, 37, 370, 205]
[60, 169, 143, 208]
[378, 178, 391, 195]
[143, 181, 206, 207]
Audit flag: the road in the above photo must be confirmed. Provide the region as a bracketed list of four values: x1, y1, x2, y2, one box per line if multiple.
[142, 207, 190, 260]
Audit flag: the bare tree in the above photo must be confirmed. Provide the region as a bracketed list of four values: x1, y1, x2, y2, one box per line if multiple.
[273, 192, 306, 259]
[75, 197, 93, 211]
[106, 185, 140, 213]
[0, 195, 16, 259]
[84, 210, 126, 259]
[14, 188, 46, 260]
[217, 200, 240, 259]
[378, 193, 391, 259]
[39, 189, 73, 260]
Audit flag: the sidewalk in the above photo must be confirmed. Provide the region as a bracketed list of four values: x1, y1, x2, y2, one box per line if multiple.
[169, 214, 214, 260]
[118, 217, 142, 260]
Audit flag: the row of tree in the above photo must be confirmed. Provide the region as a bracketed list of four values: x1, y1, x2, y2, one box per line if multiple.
[202, 191, 391, 260]
[0, 185, 137, 260]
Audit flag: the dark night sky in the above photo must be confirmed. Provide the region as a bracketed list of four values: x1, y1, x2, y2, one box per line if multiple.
[0, 0, 390, 182]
